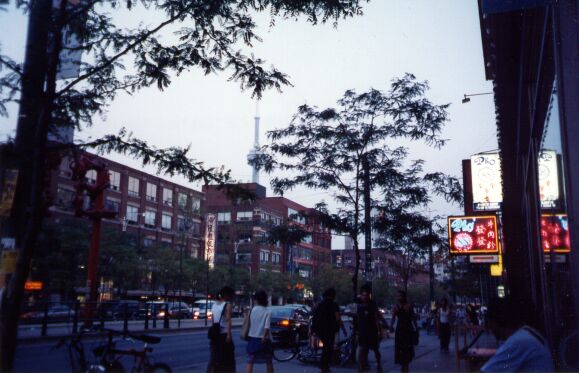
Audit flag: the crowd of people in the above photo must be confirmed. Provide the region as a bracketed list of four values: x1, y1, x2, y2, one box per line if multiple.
[206, 286, 554, 373]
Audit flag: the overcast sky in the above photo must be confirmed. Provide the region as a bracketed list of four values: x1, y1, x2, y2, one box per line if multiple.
[0, 0, 497, 248]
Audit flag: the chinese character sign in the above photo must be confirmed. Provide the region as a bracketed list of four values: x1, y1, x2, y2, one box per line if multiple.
[541, 214, 570, 253]
[204, 214, 216, 268]
[448, 215, 500, 255]
[471, 153, 503, 211]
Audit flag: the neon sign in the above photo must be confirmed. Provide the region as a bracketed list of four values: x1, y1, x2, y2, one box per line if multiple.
[204, 214, 216, 268]
[448, 215, 500, 255]
[471, 153, 503, 211]
[541, 214, 570, 253]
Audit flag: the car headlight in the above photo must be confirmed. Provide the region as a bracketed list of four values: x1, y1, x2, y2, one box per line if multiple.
[194, 311, 199, 316]
[158, 311, 165, 317]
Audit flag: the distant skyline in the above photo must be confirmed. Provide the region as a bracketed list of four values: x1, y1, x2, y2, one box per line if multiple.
[0, 1, 497, 248]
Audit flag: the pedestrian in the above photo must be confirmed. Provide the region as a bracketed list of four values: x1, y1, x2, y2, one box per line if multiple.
[246, 290, 274, 373]
[436, 298, 452, 352]
[481, 297, 553, 372]
[207, 286, 235, 373]
[356, 284, 384, 373]
[311, 288, 347, 373]
[390, 290, 418, 373]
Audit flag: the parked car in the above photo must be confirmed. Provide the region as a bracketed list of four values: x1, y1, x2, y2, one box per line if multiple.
[269, 306, 310, 346]
[164, 302, 193, 318]
[99, 300, 141, 320]
[21, 304, 73, 323]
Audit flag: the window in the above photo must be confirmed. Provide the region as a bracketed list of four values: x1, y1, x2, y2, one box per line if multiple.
[162, 213, 172, 230]
[163, 188, 173, 206]
[143, 237, 155, 247]
[105, 198, 120, 213]
[146, 183, 157, 202]
[288, 208, 305, 224]
[178, 193, 188, 208]
[192, 222, 200, 236]
[85, 170, 97, 185]
[272, 252, 281, 264]
[217, 212, 231, 224]
[237, 211, 253, 221]
[126, 205, 139, 224]
[177, 216, 186, 231]
[302, 235, 313, 244]
[144, 210, 156, 227]
[109, 171, 120, 191]
[59, 159, 72, 178]
[56, 187, 75, 211]
[191, 197, 201, 213]
[128, 177, 140, 197]
[260, 250, 270, 264]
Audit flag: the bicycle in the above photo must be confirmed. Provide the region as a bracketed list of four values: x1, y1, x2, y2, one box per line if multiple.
[272, 327, 354, 366]
[94, 331, 172, 373]
[55, 328, 116, 373]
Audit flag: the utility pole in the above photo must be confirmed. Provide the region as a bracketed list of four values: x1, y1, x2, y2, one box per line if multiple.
[429, 224, 435, 308]
[363, 156, 372, 290]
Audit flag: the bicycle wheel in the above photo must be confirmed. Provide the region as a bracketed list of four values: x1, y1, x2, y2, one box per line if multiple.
[145, 362, 172, 373]
[272, 333, 299, 362]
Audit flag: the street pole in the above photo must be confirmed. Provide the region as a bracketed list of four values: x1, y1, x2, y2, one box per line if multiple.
[178, 242, 182, 328]
[429, 225, 435, 308]
[363, 156, 372, 291]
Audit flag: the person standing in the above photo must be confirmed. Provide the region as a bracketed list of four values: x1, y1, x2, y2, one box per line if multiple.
[436, 298, 452, 352]
[311, 288, 346, 373]
[207, 286, 235, 373]
[356, 284, 384, 373]
[246, 290, 273, 373]
[481, 297, 553, 372]
[390, 290, 417, 373]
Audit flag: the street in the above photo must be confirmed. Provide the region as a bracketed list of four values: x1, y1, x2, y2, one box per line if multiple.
[15, 329, 463, 373]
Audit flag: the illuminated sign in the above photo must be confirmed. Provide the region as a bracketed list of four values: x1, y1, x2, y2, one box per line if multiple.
[448, 215, 500, 255]
[538, 150, 560, 209]
[541, 214, 570, 253]
[24, 281, 43, 291]
[204, 214, 216, 268]
[471, 153, 502, 211]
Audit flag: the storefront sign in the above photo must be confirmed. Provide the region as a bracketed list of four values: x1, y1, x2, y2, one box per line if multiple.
[490, 254, 503, 276]
[471, 153, 502, 211]
[448, 215, 500, 255]
[204, 214, 216, 268]
[541, 214, 570, 253]
[538, 150, 560, 209]
[469, 255, 499, 264]
[24, 281, 43, 291]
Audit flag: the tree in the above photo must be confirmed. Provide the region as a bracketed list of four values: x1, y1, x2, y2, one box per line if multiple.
[310, 263, 352, 304]
[251, 74, 462, 299]
[0, 1, 368, 368]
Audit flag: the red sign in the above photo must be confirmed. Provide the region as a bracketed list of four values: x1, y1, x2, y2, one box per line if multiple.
[448, 215, 499, 255]
[541, 214, 570, 253]
[24, 281, 43, 291]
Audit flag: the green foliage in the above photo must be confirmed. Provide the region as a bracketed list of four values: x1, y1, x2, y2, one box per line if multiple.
[310, 263, 353, 304]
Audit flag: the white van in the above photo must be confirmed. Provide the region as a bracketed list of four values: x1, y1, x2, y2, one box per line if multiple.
[192, 299, 215, 319]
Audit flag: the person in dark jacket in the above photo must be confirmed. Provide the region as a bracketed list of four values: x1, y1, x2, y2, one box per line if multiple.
[207, 286, 235, 373]
[357, 284, 385, 373]
[311, 288, 346, 373]
[390, 290, 417, 373]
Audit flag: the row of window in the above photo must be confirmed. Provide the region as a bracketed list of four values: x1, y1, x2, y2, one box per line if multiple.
[125, 205, 200, 233]
[259, 250, 282, 264]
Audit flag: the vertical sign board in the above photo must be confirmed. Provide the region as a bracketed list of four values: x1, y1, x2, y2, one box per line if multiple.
[471, 153, 503, 211]
[448, 215, 500, 255]
[538, 150, 560, 209]
[204, 214, 216, 269]
[0, 170, 19, 217]
[541, 214, 571, 253]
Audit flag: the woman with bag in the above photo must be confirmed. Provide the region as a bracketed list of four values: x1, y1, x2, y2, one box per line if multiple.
[207, 286, 235, 373]
[390, 290, 418, 373]
[245, 290, 274, 373]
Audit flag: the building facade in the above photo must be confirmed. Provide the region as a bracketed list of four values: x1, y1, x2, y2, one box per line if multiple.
[477, 0, 578, 364]
[50, 153, 204, 257]
[202, 183, 332, 279]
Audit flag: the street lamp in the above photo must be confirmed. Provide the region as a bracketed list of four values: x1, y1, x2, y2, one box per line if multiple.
[462, 92, 493, 103]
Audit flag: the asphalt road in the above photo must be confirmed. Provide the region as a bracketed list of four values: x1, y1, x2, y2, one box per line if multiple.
[15, 329, 245, 373]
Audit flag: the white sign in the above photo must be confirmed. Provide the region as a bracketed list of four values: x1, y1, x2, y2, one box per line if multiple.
[544, 254, 566, 263]
[538, 150, 560, 209]
[471, 153, 503, 211]
[204, 214, 216, 269]
[469, 255, 499, 264]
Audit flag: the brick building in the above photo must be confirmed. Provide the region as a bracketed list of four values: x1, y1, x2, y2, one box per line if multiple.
[50, 153, 204, 257]
[202, 183, 332, 279]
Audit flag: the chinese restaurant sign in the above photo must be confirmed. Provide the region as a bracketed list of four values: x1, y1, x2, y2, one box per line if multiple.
[204, 214, 216, 268]
[538, 150, 560, 209]
[541, 214, 570, 253]
[448, 215, 500, 255]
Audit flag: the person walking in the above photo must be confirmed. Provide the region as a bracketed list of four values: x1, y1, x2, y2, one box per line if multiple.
[356, 284, 384, 373]
[207, 286, 235, 373]
[390, 290, 417, 373]
[246, 290, 273, 373]
[311, 288, 346, 373]
[436, 298, 452, 352]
